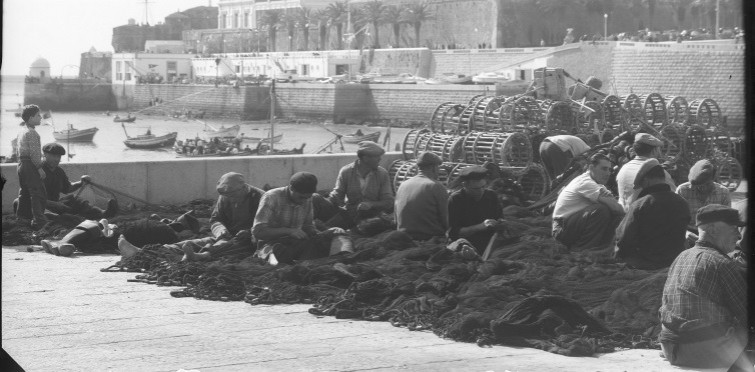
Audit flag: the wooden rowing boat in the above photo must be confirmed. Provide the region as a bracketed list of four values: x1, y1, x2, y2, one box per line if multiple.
[53, 125, 99, 142]
[122, 123, 177, 149]
[342, 131, 380, 144]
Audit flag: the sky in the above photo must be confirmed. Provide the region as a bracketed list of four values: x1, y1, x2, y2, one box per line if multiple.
[1, 0, 213, 76]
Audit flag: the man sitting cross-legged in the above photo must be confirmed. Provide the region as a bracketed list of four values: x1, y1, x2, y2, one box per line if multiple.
[447, 165, 503, 256]
[252, 172, 346, 265]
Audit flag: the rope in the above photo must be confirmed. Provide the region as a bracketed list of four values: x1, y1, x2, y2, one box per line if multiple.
[86, 181, 160, 209]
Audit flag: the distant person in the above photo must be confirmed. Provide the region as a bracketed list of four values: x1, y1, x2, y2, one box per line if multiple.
[551, 153, 624, 251]
[563, 28, 575, 44]
[15, 104, 48, 229]
[615, 133, 675, 211]
[395, 152, 448, 241]
[659, 205, 750, 370]
[538, 135, 591, 182]
[675, 159, 731, 230]
[614, 161, 690, 269]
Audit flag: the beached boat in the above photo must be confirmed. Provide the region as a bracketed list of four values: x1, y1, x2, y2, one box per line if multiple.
[53, 124, 99, 142]
[122, 124, 177, 149]
[442, 73, 473, 84]
[202, 123, 240, 138]
[113, 115, 137, 123]
[241, 133, 283, 144]
[472, 72, 510, 85]
[342, 130, 381, 144]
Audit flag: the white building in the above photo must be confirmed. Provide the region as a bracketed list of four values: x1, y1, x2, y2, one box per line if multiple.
[29, 57, 52, 82]
[192, 50, 361, 79]
[111, 53, 195, 84]
[144, 40, 186, 54]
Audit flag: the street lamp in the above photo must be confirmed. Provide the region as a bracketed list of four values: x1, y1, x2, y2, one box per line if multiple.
[603, 13, 608, 40]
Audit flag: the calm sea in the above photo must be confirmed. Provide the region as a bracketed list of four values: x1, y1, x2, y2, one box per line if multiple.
[0, 75, 410, 163]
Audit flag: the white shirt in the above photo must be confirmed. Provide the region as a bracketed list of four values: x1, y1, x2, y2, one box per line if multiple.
[616, 156, 677, 211]
[552, 171, 607, 220]
[546, 135, 591, 156]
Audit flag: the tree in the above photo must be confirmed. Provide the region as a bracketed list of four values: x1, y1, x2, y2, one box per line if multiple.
[384, 5, 405, 47]
[643, 0, 657, 30]
[668, 0, 692, 30]
[362, 0, 387, 48]
[536, 0, 573, 44]
[314, 9, 330, 50]
[347, 6, 368, 49]
[259, 10, 284, 52]
[293, 7, 313, 51]
[283, 11, 297, 51]
[326, 1, 349, 50]
[403, 2, 434, 48]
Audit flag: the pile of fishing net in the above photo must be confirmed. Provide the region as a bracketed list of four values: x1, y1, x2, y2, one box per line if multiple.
[102, 214, 668, 357]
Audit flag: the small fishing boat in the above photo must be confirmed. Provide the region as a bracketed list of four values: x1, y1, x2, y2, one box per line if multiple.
[342, 130, 381, 144]
[441, 73, 473, 84]
[53, 124, 99, 142]
[122, 124, 177, 149]
[472, 72, 510, 85]
[113, 115, 137, 123]
[241, 133, 283, 144]
[201, 122, 240, 138]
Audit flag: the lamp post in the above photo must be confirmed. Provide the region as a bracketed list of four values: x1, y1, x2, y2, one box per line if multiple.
[603, 13, 608, 40]
[214, 57, 220, 87]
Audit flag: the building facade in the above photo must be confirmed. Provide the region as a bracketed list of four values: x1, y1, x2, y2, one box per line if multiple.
[111, 53, 195, 85]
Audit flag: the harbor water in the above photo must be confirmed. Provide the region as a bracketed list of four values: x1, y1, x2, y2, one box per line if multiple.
[0, 75, 411, 163]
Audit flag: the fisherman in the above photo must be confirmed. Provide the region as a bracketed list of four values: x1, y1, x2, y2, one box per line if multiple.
[252, 172, 347, 265]
[551, 153, 624, 251]
[15, 104, 48, 229]
[14, 143, 118, 222]
[614, 161, 690, 269]
[314, 141, 394, 229]
[538, 134, 591, 182]
[119, 172, 264, 261]
[615, 133, 676, 211]
[675, 159, 731, 230]
[658, 205, 751, 371]
[395, 152, 448, 242]
[447, 165, 503, 255]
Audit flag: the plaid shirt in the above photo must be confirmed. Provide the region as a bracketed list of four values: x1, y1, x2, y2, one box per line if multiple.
[17, 125, 43, 168]
[676, 182, 731, 225]
[659, 241, 747, 332]
[252, 186, 315, 238]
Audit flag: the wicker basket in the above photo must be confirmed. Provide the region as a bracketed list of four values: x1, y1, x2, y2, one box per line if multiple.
[419, 132, 465, 162]
[461, 131, 533, 167]
[515, 163, 549, 201]
[665, 96, 690, 126]
[688, 98, 721, 128]
[660, 123, 686, 159]
[602, 95, 623, 130]
[574, 100, 606, 135]
[716, 157, 742, 192]
[541, 100, 575, 134]
[620, 94, 644, 132]
[470, 95, 506, 132]
[401, 128, 431, 160]
[639, 93, 668, 130]
[683, 125, 711, 163]
[430, 102, 465, 134]
[388, 160, 454, 190]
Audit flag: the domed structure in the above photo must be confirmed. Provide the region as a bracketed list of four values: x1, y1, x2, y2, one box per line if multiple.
[29, 57, 51, 82]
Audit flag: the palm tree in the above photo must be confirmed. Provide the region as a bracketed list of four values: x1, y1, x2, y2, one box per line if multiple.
[361, 0, 387, 48]
[314, 9, 330, 50]
[384, 5, 404, 48]
[326, 1, 349, 50]
[259, 9, 284, 52]
[536, 0, 573, 44]
[348, 6, 367, 49]
[283, 11, 297, 51]
[643, 0, 657, 30]
[294, 7, 313, 51]
[403, 2, 434, 48]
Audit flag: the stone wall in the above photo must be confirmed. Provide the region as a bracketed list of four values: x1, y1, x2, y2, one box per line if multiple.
[431, 48, 546, 77]
[24, 81, 116, 111]
[132, 84, 270, 120]
[546, 42, 616, 89]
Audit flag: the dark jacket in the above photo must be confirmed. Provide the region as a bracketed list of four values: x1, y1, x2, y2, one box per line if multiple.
[615, 183, 691, 269]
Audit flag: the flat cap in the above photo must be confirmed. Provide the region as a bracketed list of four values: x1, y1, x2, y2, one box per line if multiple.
[459, 165, 488, 181]
[633, 158, 660, 188]
[42, 142, 66, 155]
[216, 172, 246, 195]
[696, 204, 746, 227]
[688, 159, 716, 185]
[634, 133, 663, 147]
[290, 171, 317, 194]
[416, 151, 442, 167]
[356, 141, 385, 156]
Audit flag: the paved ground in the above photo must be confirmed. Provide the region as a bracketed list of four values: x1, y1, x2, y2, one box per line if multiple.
[2, 245, 729, 372]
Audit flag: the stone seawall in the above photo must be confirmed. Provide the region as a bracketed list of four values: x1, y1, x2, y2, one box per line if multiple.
[24, 81, 116, 111]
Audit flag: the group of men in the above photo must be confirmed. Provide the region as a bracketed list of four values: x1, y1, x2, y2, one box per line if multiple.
[547, 132, 749, 370]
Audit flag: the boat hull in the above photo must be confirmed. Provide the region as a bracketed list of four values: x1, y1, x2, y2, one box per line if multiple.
[124, 132, 178, 149]
[343, 131, 380, 144]
[53, 127, 99, 142]
[241, 133, 283, 144]
[113, 117, 137, 123]
[204, 125, 240, 138]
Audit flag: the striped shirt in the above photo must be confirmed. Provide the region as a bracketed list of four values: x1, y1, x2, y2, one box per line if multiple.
[252, 186, 315, 237]
[16, 125, 43, 168]
[659, 241, 747, 332]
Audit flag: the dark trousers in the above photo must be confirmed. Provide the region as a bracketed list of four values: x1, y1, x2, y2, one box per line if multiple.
[47, 196, 106, 220]
[312, 194, 381, 230]
[259, 235, 331, 265]
[552, 203, 621, 251]
[539, 141, 574, 182]
[16, 159, 47, 224]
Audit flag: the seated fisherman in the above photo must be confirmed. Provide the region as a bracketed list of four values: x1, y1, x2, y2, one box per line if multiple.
[314, 141, 394, 229]
[394, 152, 448, 241]
[675, 159, 731, 230]
[614, 160, 690, 269]
[552, 153, 624, 251]
[119, 172, 264, 261]
[538, 134, 591, 182]
[14, 143, 118, 221]
[615, 133, 676, 211]
[447, 165, 503, 255]
[252, 172, 346, 265]
[659, 205, 751, 371]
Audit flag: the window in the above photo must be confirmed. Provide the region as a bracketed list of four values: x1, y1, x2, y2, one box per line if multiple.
[116, 61, 122, 80]
[335, 64, 349, 75]
[221, 13, 227, 29]
[301, 64, 309, 76]
[244, 12, 249, 28]
[167, 61, 177, 72]
[233, 12, 238, 28]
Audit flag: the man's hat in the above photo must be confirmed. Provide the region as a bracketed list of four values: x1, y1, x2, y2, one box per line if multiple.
[216, 172, 246, 195]
[633, 159, 661, 188]
[356, 141, 385, 156]
[416, 151, 442, 167]
[696, 204, 746, 227]
[634, 133, 663, 147]
[458, 165, 488, 181]
[688, 159, 716, 185]
[42, 143, 66, 155]
[289, 171, 318, 194]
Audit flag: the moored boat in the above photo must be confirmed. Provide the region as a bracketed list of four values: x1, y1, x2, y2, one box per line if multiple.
[53, 125, 99, 142]
[241, 133, 283, 144]
[442, 73, 473, 84]
[342, 130, 381, 144]
[202, 123, 240, 138]
[122, 123, 177, 149]
[472, 72, 510, 85]
[113, 115, 137, 123]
